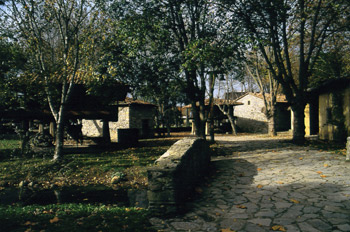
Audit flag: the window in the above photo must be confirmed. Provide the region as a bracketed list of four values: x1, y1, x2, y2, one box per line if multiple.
[247, 101, 251, 105]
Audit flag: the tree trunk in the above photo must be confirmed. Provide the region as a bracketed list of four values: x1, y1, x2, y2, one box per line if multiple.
[191, 100, 206, 139]
[53, 86, 67, 161]
[209, 109, 215, 143]
[268, 116, 277, 136]
[199, 104, 206, 139]
[53, 114, 65, 161]
[267, 106, 277, 137]
[208, 73, 215, 142]
[292, 103, 306, 143]
[20, 120, 29, 155]
[227, 106, 237, 135]
[185, 70, 206, 139]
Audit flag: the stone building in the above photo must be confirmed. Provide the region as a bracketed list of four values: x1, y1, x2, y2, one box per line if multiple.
[82, 98, 156, 142]
[232, 92, 291, 133]
[306, 78, 350, 141]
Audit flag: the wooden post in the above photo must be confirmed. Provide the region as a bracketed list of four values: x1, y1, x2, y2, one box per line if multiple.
[102, 120, 111, 144]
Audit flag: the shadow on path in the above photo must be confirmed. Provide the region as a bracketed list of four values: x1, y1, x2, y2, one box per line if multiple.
[150, 137, 350, 232]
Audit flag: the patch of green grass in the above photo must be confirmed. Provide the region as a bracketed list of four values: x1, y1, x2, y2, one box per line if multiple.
[0, 139, 20, 150]
[0, 203, 155, 232]
[0, 137, 178, 189]
[0, 137, 184, 231]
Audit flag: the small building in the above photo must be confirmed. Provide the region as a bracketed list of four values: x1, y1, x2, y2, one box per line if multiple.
[82, 98, 156, 142]
[231, 92, 291, 133]
[307, 78, 350, 141]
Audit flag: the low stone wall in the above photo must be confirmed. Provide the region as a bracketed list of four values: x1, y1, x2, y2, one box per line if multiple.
[147, 137, 211, 215]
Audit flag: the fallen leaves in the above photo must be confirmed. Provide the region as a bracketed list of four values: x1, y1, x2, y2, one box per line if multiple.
[24, 221, 38, 226]
[324, 164, 329, 167]
[271, 225, 287, 231]
[236, 205, 247, 209]
[50, 217, 59, 224]
[290, 199, 300, 204]
[299, 157, 303, 160]
[316, 171, 323, 174]
[320, 175, 327, 178]
[257, 168, 262, 171]
[276, 181, 284, 185]
[257, 184, 263, 189]
[221, 229, 236, 232]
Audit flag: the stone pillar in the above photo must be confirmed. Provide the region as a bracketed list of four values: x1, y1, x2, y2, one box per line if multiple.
[205, 122, 210, 135]
[39, 123, 44, 134]
[49, 122, 56, 137]
[346, 137, 350, 161]
[186, 108, 190, 127]
[304, 104, 310, 136]
[191, 121, 195, 134]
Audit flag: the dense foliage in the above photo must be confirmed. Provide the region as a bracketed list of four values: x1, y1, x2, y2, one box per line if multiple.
[0, 0, 349, 143]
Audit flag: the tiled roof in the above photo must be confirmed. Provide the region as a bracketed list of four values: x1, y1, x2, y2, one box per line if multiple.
[234, 92, 288, 103]
[183, 98, 243, 109]
[118, 97, 156, 107]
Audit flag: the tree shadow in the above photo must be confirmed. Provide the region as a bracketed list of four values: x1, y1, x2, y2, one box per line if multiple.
[215, 138, 300, 155]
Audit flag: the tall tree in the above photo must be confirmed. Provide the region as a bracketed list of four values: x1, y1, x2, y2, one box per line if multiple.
[221, 0, 350, 142]
[245, 49, 280, 136]
[0, 39, 28, 111]
[96, 6, 187, 134]
[4, 0, 99, 161]
[105, 0, 242, 139]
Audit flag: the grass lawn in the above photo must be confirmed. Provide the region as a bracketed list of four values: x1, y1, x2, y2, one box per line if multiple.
[0, 135, 184, 231]
[0, 137, 181, 189]
[0, 204, 153, 232]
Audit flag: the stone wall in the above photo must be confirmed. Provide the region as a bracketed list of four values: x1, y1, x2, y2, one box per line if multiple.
[81, 119, 122, 141]
[234, 94, 267, 121]
[234, 94, 290, 133]
[234, 94, 267, 133]
[147, 137, 211, 215]
[112, 106, 130, 130]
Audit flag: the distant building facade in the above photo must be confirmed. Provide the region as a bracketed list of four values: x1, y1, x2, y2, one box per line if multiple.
[231, 92, 291, 133]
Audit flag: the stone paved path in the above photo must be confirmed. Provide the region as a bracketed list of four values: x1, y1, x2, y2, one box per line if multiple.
[150, 134, 350, 232]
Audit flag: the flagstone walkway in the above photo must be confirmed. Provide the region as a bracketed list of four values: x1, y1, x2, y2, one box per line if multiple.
[149, 134, 350, 232]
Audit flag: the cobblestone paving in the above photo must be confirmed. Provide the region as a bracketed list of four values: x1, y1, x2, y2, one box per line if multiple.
[150, 135, 350, 232]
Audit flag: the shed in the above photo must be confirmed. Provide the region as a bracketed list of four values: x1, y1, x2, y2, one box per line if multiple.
[307, 78, 350, 141]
